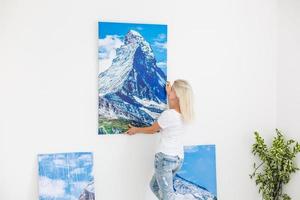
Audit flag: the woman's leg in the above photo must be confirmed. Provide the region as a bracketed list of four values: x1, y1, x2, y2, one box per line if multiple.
[150, 174, 161, 199]
[154, 153, 182, 200]
[155, 167, 176, 200]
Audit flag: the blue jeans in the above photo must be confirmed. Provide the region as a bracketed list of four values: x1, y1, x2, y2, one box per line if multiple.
[150, 152, 183, 200]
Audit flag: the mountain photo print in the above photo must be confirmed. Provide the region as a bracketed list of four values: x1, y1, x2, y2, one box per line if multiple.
[98, 22, 167, 135]
[38, 152, 95, 200]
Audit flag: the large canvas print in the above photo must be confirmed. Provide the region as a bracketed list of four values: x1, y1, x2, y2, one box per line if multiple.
[38, 152, 95, 200]
[175, 145, 218, 200]
[98, 22, 167, 134]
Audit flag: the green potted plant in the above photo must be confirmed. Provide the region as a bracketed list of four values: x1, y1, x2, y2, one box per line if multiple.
[250, 129, 300, 200]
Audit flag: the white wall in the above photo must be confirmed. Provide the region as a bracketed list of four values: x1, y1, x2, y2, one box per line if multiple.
[277, 0, 300, 199]
[0, 0, 281, 199]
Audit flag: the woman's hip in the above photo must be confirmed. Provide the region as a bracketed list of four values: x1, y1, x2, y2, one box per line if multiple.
[154, 152, 183, 172]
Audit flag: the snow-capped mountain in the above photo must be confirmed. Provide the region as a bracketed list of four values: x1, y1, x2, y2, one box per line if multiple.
[78, 181, 95, 200]
[174, 175, 217, 200]
[98, 30, 167, 132]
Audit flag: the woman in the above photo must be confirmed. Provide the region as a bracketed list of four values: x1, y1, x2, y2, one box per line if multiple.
[126, 79, 194, 200]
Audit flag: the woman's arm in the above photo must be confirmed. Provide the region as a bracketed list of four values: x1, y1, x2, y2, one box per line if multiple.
[125, 122, 160, 135]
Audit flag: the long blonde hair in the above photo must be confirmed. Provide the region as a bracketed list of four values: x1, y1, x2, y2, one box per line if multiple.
[172, 79, 194, 123]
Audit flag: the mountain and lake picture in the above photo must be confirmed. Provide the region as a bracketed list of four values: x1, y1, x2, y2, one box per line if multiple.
[98, 22, 168, 134]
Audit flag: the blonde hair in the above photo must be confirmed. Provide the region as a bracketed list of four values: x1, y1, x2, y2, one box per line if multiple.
[172, 79, 194, 123]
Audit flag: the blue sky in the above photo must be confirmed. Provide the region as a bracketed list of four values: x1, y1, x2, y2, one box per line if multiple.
[38, 152, 94, 200]
[98, 22, 167, 73]
[177, 145, 217, 196]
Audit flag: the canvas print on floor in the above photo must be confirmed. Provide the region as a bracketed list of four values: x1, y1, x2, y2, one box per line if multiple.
[38, 152, 95, 200]
[98, 22, 167, 134]
[175, 145, 218, 200]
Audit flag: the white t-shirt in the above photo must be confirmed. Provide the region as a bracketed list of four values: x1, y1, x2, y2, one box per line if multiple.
[156, 109, 184, 159]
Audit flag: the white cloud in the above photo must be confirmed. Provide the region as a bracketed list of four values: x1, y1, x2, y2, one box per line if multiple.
[78, 154, 92, 161]
[78, 154, 93, 166]
[153, 33, 167, 51]
[72, 181, 89, 191]
[65, 194, 78, 200]
[136, 26, 143, 31]
[53, 159, 66, 167]
[153, 41, 167, 49]
[68, 159, 78, 168]
[67, 154, 89, 168]
[184, 146, 199, 153]
[157, 62, 167, 69]
[39, 176, 66, 198]
[99, 35, 123, 73]
[155, 33, 166, 41]
[70, 167, 85, 175]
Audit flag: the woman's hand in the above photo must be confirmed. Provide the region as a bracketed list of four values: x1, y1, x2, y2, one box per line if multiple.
[125, 124, 138, 135]
[125, 122, 160, 135]
[166, 81, 171, 95]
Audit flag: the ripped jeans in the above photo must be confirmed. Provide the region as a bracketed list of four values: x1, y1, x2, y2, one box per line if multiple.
[150, 152, 183, 200]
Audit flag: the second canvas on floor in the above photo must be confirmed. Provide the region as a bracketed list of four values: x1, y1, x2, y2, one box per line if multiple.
[98, 22, 168, 135]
